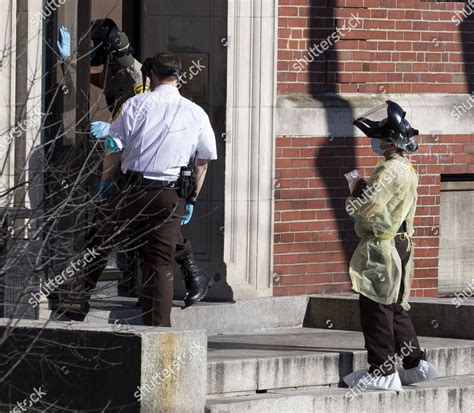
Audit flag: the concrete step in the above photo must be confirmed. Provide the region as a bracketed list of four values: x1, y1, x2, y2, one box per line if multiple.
[41, 285, 474, 338]
[205, 375, 474, 413]
[207, 328, 473, 396]
[40, 281, 309, 335]
[307, 294, 474, 340]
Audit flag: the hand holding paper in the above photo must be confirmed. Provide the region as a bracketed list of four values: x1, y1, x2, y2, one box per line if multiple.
[345, 169, 367, 197]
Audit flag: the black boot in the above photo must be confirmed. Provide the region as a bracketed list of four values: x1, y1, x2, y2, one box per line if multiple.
[181, 256, 213, 308]
[49, 282, 91, 321]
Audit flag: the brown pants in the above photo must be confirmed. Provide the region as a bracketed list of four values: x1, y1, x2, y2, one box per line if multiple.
[175, 234, 193, 263]
[81, 186, 185, 327]
[117, 233, 193, 296]
[359, 235, 424, 376]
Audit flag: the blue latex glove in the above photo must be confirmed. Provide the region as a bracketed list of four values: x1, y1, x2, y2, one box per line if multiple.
[96, 179, 116, 200]
[104, 136, 121, 154]
[57, 26, 71, 60]
[181, 203, 194, 225]
[90, 121, 111, 138]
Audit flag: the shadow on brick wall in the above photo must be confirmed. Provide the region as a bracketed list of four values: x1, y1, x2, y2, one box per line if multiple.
[460, 11, 474, 92]
[309, 0, 357, 266]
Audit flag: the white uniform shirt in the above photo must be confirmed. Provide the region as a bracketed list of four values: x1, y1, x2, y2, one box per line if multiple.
[108, 84, 217, 181]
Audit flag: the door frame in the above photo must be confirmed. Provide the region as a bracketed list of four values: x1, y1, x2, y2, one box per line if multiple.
[224, 0, 277, 299]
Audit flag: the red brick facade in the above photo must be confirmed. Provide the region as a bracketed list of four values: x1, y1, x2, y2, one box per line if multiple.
[274, 134, 474, 297]
[274, 0, 474, 298]
[278, 0, 472, 94]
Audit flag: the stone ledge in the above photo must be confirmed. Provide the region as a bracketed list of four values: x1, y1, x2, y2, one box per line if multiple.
[306, 294, 474, 340]
[42, 294, 310, 335]
[276, 93, 474, 137]
[0, 319, 207, 413]
[42, 293, 473, 337]
[441, 181, 474, 191]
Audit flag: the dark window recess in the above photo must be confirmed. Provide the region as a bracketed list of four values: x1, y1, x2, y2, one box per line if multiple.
[122, 0, 142, 60]
[441, 174, 474, 182]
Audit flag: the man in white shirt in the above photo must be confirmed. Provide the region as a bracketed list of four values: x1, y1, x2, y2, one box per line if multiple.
[72, 52, 217, 326]
[55, 22, 215, 306]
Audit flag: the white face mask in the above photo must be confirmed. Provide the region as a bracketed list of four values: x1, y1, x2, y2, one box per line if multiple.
[371, 138, 385, 156]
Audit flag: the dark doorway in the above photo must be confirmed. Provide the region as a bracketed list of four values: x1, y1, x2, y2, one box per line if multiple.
[44, 0, 229, 303]
[139, 0, 229, 300]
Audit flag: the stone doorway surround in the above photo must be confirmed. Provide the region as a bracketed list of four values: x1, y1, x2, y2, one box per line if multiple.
[224, 0, 278, 299]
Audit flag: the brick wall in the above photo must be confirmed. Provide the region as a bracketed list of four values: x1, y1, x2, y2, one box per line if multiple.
[273, 134, 474, 297]
[278, 0, 474, 94]
[274, 0, 474, 297]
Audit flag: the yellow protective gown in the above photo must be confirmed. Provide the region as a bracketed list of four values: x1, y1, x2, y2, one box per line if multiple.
[345, 154, 418, 310]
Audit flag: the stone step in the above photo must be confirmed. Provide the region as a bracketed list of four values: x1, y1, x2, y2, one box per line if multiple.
[41, 282, 309, 335]
[206, 328, 473, 396]
[306, 294, 474, 340]
[205, 375, 474, 413]
[42, 286, 474, 337]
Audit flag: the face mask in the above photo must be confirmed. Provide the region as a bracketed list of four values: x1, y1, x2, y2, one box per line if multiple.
[404, 137, 419, 153]
[371, 138, 385, 156]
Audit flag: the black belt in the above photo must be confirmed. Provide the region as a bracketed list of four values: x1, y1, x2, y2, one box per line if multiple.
[397, 221, 408, 234]
[123, 171, 177, 190]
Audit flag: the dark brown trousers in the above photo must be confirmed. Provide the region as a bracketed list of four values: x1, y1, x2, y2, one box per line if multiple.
[81, 186, 185, 327]
[175, 234, 193, 263]
[117, 233, 193, 295]
[359, 235, 425, 376]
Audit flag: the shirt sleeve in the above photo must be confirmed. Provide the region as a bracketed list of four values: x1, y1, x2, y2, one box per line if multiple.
[195, 110, 217, 160]
[108, 102, 130, 150]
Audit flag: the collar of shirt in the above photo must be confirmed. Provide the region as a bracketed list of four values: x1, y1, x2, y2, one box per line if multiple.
[150, 84, 180, 101]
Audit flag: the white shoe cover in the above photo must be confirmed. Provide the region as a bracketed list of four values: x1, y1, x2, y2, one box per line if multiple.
[398, 360, 441, 385]
[343, 369, 404, 392]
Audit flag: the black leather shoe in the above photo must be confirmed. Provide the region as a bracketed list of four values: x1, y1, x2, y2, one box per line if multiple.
[181, 257, 214, 308]
[49, 285, 90, 321]
[51, 300, 90, 322]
